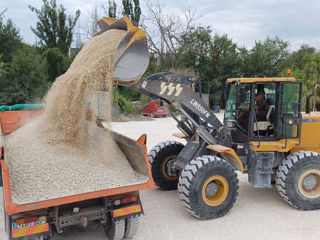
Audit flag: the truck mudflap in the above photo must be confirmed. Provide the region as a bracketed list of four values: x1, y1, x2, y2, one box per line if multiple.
[112, 204, 143, 218]
[11, 216, 51, 240]
[112, 196, 144, 220]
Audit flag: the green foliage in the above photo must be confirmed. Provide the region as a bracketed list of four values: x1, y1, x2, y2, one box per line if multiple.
[289, 44, 316, 69]
[0, 46, 49, 105]
[0, 10, 22, 63]
[211, 34, 241, 106]
[122, 0, 141, 26]
[118, 86, 141, 101]
[108, 0, 117, 18]
[241, 36, 290, 77]
[0, 56, 5, 74]
[181, 26, 213, 81]
[112, 87, 136, 114]
[140, 94, 150, 106]
[29, 0, 80, 55]
[42, 48, 72, 82]
[291, 52, 320, 90]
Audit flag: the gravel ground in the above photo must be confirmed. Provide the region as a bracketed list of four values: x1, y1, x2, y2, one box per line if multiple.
[1, 114, 320, 239]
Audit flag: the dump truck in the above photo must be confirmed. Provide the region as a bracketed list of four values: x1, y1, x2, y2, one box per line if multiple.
[0, 108, 154, 240]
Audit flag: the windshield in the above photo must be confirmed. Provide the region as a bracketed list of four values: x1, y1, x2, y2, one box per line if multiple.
[225, 83, 251, 131]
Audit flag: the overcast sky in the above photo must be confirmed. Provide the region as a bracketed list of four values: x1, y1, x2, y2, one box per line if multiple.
[1, 0, 320, 51]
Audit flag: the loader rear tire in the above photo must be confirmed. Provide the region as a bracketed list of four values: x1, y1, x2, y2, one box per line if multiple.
[276, 151, 320, 210]
[104, 219, 125, 240]
[178, 155, 239, 220]
[148, 141, 184, 190]
[124, 215, 139, 239]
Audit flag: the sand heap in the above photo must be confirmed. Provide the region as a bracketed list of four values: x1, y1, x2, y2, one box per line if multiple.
[5, 29, 142, 204]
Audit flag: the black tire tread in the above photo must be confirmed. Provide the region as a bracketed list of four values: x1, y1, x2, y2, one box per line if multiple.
[178, 155, 239, 219]
[124, 215, 139, 239]
[275, 151, 320, 210]
[148, 141, 184, 190]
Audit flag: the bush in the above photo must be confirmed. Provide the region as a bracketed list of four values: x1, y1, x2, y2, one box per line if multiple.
[112, 87, 136, 114]
[0, 46, 49, 105]
[140, 93, 150, 106]
[42, 48, 72, 83]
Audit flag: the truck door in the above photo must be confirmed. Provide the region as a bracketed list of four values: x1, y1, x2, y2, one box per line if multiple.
[278, 82, 302, 140]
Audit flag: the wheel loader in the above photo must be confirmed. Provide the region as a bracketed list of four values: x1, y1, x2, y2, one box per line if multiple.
[95, 16, 320, 221]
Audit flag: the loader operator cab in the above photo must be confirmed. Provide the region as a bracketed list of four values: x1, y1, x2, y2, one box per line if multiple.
[224, 78, 302, 142]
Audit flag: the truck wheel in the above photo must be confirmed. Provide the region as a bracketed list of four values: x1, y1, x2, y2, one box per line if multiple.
[104, 219, 125, 240]
[124, 215, 139, 239]
[276, 151, 320, 210]
[148, 141, 184, 190]
[178, 155, 239, 220]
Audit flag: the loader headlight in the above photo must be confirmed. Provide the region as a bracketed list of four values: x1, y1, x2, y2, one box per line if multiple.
[225, 120, 236, 129]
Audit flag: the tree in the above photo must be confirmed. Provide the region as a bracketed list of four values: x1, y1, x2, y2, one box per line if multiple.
[211, 34, 241, 106]
[289, 44, 316, 69]
[180, 26, 213, 85]
[122, 0, 141, 26]
[241, 36, 290, 77]
[82, 5, 100, 40]
[0, 10, 22, 63]
[293, 53, 320, 90]
[108, 0, 118, 18]
[0, 46, 48, 105]
[142, 2, 196, 69]
[0, 57, 4, 74]
[42, 48, 72, 83]
[91, 6, 99, 36]
[29, 0, 81, 55]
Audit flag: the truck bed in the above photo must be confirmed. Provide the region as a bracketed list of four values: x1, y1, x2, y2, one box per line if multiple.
[0, 111, 153, 215]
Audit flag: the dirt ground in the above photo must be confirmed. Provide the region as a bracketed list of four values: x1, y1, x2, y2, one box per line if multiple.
[1, 113, 320, 240]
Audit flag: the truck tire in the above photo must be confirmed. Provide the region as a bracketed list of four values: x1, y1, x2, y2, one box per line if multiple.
[148, 141, 184, 190]
[276, 151, 320, 210]
[105, 219, 125, 240]
[124, 215, 139, 239]
[178, 155, 239, 220]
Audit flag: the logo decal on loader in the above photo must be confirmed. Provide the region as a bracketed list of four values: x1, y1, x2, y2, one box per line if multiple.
[159, 83, 183, 96]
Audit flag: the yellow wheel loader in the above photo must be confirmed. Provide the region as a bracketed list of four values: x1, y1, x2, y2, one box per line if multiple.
[99, 17, 320, 220]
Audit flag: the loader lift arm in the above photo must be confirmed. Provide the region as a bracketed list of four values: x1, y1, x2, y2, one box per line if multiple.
[130, 72, 224, 144]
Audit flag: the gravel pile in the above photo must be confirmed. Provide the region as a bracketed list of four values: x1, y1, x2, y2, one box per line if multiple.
[5, 29, 143, 204]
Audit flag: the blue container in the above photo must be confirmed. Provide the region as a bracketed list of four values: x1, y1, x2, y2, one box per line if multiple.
[214, 105, 220, 113]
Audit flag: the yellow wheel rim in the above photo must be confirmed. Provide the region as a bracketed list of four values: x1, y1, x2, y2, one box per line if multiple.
[201, 176, 229, 207]
[298, 169, 320, 198]
[162, 156, 178, 180]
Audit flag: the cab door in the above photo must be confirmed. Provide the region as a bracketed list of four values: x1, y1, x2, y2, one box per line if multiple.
[277, 82, 302, 140]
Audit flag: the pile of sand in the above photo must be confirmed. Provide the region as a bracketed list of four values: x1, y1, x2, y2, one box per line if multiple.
[5, 29, 143, 204]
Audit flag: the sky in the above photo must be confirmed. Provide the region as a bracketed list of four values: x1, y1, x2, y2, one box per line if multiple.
[1, 0, 320, 51]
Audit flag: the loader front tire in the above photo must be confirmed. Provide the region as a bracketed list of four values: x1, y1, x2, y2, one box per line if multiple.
[148, 141, 184, 190]
[178, 156, 239, 220]
[276, 151, 320, 210]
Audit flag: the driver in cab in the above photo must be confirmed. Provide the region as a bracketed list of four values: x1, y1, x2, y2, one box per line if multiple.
[255, 93, 269, 121]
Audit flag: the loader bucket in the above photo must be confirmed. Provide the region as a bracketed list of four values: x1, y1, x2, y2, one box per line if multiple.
[95, 16, 149, 84]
